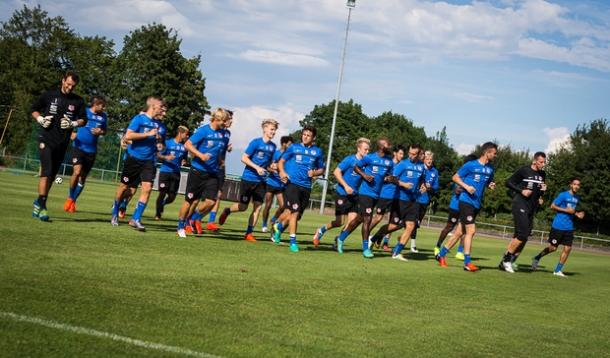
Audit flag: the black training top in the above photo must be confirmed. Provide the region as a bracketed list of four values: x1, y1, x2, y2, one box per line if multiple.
[30, 89, 87, 146]
[506, 165, 546, 210]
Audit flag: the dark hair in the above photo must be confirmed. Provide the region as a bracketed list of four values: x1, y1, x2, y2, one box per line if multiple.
[481, 141, 498, 153]
[394, 144, 406, 153]
[569, 176, 581, 184]
[410, 143, 422, 151]
[302, 125, 317, 138]
[534, 151, 546, 159]
[281, 136, 294, 145]
[90, 95, 106, 106]
[63, 70, 80, 83]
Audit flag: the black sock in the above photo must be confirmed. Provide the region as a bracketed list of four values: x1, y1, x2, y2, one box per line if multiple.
[502, 251, 513, 263]
[37, 195, 47, 209]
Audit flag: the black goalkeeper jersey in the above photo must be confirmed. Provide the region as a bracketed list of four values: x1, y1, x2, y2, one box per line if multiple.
[30, 89, 87, 147]
[506, 165, 546, 210]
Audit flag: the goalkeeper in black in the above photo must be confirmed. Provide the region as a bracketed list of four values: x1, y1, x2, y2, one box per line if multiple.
[30, 70, 87, 221]
[499, 151, 547, 273]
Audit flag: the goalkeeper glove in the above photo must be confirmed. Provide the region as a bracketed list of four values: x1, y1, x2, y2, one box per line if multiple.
[60, 115, 78, 129]
[36, 115, 53, 128]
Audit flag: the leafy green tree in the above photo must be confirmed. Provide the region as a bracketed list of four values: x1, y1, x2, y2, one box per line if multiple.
[545, 119, 610, 234]
[110, 23, 208, 134]
[0, 5, 115, 154]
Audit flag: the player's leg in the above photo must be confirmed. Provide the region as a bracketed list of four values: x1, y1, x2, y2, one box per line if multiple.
[243, 183, 265, 241]
[360, 211, 375, 258]
[128, 159, 155, 230]
[313, 195, 348, 247]
[205, 170, 225, 230]
[392, 221, 416, 261]
[65, 151, 81, 212]
[553, 245, 572, 276]
[435, 213, 458, 255]
[219, 180, 254, 226]
[410, 203, 427, 253]
[261, 190, 274, 232]
[69, 150, 94, 212]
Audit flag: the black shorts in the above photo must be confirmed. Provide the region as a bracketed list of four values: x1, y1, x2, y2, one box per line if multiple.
[283, 183, 310, 213]
[447, 209, 460, 226]
[548, 228, 574, 247]
[239, 180, 266, 204]
[375, 198, 394, 215]
[71, 147, 96, 176]
[512, 204, 534, 242]
[335, 195, 358, 216]
[266, 184, 283, 195]
[158, 172, 181, 194]
[39, 140, 69, 178]
[216, 168, 226, 193]
[389, 200, 419, 226]
[359, 195, 377, 216]
[185, 168, 219, 202]
[416, 203, 428, 227]
[459, 201, 479, 225]
[120, 155, 156, 187]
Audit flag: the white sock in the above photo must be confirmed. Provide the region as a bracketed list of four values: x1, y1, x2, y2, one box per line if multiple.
[411, 239, 417, 249]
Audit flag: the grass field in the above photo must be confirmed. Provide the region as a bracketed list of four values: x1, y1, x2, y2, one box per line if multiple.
[1, 170, 610, 357]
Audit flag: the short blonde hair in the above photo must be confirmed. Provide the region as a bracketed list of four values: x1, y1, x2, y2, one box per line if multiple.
[177, 125, 189, 133]
[262, 118, 279, 129]
[425, 150, 434, 159]
[356, 137, 371, 148]
[211, 108, 230, 123]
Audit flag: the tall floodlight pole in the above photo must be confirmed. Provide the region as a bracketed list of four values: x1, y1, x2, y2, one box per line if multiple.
[319, 0, 356, 214]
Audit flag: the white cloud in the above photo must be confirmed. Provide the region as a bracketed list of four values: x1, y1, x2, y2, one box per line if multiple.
[543, 127, 571, 153]
[223, 104, 303, 175]
[237, 50, 329, 67]
[454, 143, 476, 155]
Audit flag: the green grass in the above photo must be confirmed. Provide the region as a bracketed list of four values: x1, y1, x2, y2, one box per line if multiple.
[1, 170, 609, 357]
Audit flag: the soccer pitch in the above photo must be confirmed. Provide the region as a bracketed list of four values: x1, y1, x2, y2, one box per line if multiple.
[1, 171, 609, 357]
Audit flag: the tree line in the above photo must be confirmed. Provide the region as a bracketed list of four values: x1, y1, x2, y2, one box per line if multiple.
[1, 5, 608, 235]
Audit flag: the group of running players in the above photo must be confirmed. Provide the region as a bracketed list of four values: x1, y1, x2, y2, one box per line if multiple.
[30, 71, 586, 276]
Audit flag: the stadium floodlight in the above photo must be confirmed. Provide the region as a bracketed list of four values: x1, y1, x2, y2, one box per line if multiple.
[319, 0, 356, 214]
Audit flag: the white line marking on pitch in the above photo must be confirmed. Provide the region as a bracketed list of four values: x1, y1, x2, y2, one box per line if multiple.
[0, 311, 220, 358]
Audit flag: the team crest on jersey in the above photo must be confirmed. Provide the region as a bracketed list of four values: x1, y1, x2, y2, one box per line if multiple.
[451, 218, 457, 223]
[72, 158, 77, 164]
[376, 208, 382, 214]
[385, 160, 390, 165]
[207, 140, 214, 147]
[123, 177, 129, 182]
[337, 199, 343, 205]
[311, 150, 316, 155]
[551, 239, 558, 245]
[187, 192, 193, 199]
[366, 207, 372, 214]
[68, 104, 75, 111]
[393, 217, 399, 223]
[292, 203, 299, 210]
[242, 195, 248, 202]
[467, 215, 473, 222]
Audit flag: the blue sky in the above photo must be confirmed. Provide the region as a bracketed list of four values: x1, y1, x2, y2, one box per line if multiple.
[2, 0, 610, 175]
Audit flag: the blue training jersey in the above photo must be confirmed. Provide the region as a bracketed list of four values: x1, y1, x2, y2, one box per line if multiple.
[126, 113, 160, 161]
[159, 138, 188, 174]
[457, 159, 495, 209]
[551, 191, 580, 231]
[417, 166, 440, 205]
[189, 124, 227, 174]
[241, 137, 276, 183]
[282, 143, 325, 189]
[357, 152, 394, 199]
[335, 154, 363, 197]
[266, 149, 285, 189]
[73, 107, 107, 154]
[449, 191, 460, 211]
[379, 159, 399, 200]
[394, 159, 426, 202]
